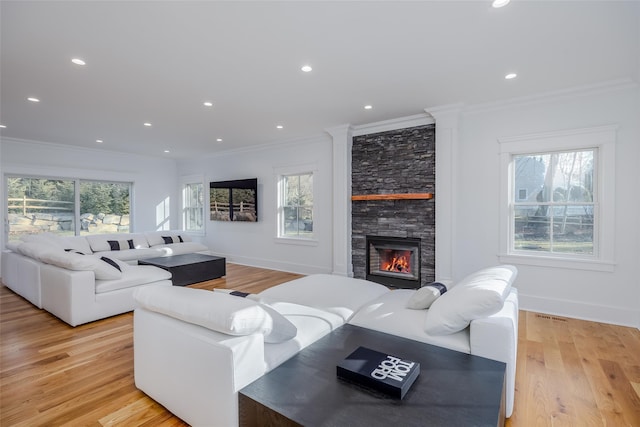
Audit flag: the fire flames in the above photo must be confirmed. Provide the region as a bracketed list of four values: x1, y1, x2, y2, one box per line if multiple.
[381, 251, 411, 274]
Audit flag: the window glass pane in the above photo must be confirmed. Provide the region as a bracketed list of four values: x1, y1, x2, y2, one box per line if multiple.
[514, 154, 548, 202]
[513, 205, 550, 251]
[512, 148, 595, 257]
[79, 181, 131, 234]
[7, 177, 75, 242]
[279, 172, 313, 239]
[183, 183, 204, 231]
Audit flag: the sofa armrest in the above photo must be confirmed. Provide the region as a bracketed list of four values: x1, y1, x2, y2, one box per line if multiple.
[40, 264, 96, 326]
[134, 308, 266, 427]
[470, 288, 518, 418]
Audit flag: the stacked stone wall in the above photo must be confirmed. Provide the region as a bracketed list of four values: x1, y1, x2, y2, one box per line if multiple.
[351, 124, 436, 286]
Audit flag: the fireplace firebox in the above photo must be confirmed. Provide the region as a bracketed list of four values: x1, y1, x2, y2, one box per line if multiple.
[366, 236, 421, 288]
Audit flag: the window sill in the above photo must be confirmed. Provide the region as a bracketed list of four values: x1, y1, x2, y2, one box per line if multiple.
[274, 237, 318, 247]
[498, 253, 615, 272]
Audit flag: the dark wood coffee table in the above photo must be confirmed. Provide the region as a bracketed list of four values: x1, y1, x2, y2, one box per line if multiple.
[239, 324, 505, 427]
[138, 253, 226, 286]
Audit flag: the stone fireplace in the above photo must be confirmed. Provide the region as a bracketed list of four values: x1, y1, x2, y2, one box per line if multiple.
[351, 124, 436, 288]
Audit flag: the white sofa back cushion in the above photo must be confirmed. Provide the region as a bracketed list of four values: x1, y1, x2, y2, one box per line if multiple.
[86, 233, 149, 252]
[424, 265, 518, 335]
[134, 286, 297, 343]
[39, 251, 126, 280]
[144, 231, 192, 247]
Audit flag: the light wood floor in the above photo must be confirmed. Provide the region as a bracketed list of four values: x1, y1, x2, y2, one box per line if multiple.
[1, 264, 639, 426]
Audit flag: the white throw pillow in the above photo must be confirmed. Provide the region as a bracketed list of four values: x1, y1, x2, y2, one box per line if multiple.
[406, 282, 447, 310]
[134, 286, 297, 343]
[424, 265, 517, 335]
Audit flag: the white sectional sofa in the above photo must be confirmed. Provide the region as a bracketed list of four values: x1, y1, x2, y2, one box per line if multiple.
[133, 265, 518, 426]
[1, 231, 210, 326]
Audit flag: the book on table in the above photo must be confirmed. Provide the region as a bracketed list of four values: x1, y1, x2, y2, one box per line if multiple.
[336, 346, 420, 399]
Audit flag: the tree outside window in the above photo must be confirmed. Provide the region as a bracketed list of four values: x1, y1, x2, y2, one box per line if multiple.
[512, 149, 595, 255]
[6, 176, 131, 242]
[279, 173, 313, 238]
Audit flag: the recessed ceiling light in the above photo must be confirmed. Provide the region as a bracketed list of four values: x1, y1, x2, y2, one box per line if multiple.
[96, 139, 103, 143]
[0, 124, 6, 129]
[71, 58, 86, 66]
[164, 150, 170, 153]
[301, 65, 312, 73]
[216, 138, 223, 143]
[505, 73, 517, 80]
[143, 122, 152, 127]
[203, 101, 213, 107]
[492, 0, 510, 8]
[364, 105, 373, 110]
[27, 97, 40, 103]
[276, 125, 284, 129]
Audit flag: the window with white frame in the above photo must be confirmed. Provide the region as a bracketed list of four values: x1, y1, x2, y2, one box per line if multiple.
[278, 172, 314, 239]
[6, 175, 132, 242]
[181, 181, 204, 233]
[498, 125, 616, 271]
[512, 149, 595, 255]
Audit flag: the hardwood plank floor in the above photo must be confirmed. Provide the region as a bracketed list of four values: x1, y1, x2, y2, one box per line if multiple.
[1, 264, 639, 426]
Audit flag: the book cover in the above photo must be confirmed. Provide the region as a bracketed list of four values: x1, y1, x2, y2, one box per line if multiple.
[336, 346, 420, 399]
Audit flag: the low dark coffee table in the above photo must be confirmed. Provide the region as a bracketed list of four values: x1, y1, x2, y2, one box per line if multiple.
[138, 253, 226, 286]
[239, 324, 505, 427]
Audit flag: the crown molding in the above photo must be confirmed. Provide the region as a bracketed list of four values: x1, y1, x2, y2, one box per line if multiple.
[464, 78, 638, 116]
[196, 132, 331, 159]
[352, 113, 433, 137]
[0, 136, 174, 161]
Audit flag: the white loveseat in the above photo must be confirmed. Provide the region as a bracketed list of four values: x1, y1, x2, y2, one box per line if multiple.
[133, 266, 518, 426]
[1, 231, 209, 326]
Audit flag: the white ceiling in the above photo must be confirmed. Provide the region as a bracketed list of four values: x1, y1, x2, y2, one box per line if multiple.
[1, 1, 638, 159]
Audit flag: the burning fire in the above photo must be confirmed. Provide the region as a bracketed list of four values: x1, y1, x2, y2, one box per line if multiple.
[381, 252, 411, 274]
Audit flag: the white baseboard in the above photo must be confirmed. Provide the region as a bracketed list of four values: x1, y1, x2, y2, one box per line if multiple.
[209, 252, 331, 276]
[519, 292, 640, 329]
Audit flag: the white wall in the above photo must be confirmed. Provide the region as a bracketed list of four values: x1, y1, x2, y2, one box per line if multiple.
[452, 82, 640, 328]
[176, 134, 334, 275]
[1, 137, 179, 244]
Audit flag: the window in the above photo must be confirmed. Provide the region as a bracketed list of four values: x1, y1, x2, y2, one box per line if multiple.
[278, 172, 314, 239]
[182, 182, 204, 232]
[512, 150, 594, 255]
[499, 125, 616, 271]
[6, 176, 132, 242]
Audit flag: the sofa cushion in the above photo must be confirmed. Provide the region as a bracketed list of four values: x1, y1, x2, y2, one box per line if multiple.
[57, 236, 93, 254]
[39, 251, 127, 280]
[150, 241, 209, 256]
[133, 286, 297, 343]
[145, 231, 192, 247]
[86, 233, 149, 252]
[263, 302, 345, 370]
[257, 274, 391, 322]
[348, 290, 471, 354]
[95, 265, 171, 293]
[424, 265, 518, 335]
[16, 241, 61, 262]
[406, 282, 447, 310]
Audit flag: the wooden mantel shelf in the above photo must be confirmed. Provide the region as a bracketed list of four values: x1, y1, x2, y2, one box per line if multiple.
[351, 193, 433, 201]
